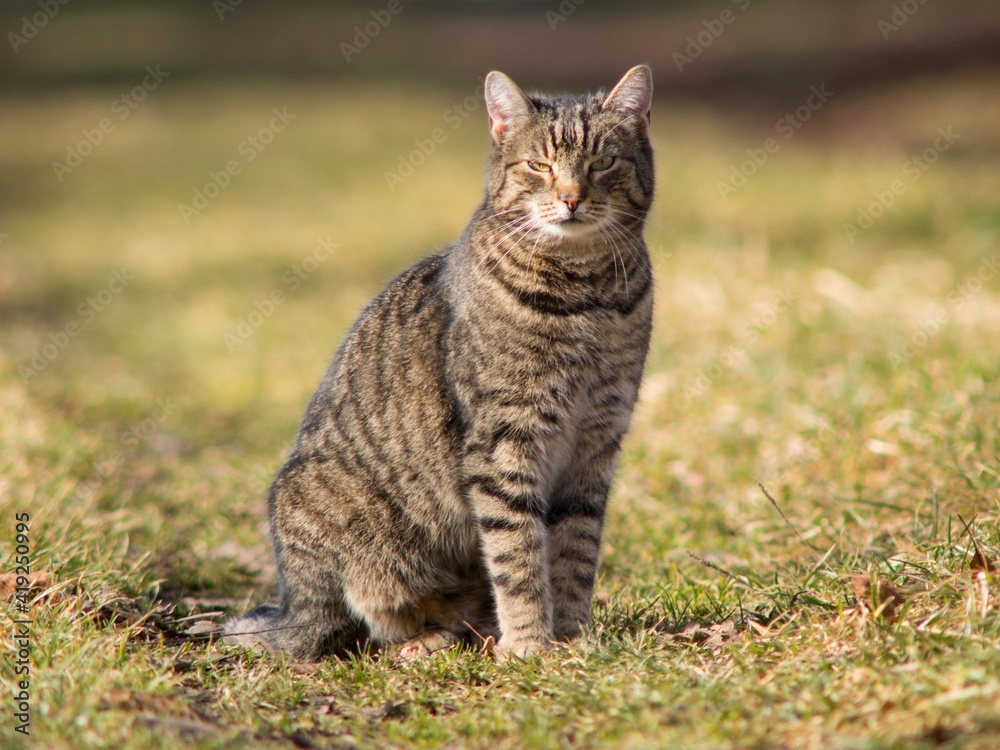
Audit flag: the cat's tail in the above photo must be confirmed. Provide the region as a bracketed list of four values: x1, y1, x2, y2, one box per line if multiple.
[222, 603, 368, 662]
[222, 604, 290, 655]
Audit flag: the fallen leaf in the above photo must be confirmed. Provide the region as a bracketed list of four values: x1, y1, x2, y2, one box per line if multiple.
[289, 730, 322, 749]
[970, 548, 997, 574]
[365, 700, 408, 721]
[82, 588, 152, 629]
[850, 574, 905, 621]
[663, 620, 740, 650]
[100, 690, 188, 716]
[958, 513, 997, 575]
[311, 695, 339, 716]
[132, 714, 215, 740]
[0, 569, 61, 602]
[703, 619, 737, 649]
[866, 439, 900, 456]
[183, 620, 221, 638]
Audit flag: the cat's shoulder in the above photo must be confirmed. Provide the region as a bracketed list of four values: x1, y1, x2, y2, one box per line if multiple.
[360, 247, 454, 323]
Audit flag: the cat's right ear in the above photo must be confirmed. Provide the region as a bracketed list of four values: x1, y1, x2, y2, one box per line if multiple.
[485, 72, 534, 143]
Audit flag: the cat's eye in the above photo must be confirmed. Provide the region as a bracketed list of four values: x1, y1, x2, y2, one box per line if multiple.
[590, 155, 616, 172]
[527, 160, 552, 172]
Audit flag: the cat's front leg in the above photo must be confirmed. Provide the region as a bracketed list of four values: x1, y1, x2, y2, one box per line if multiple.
[547, 431, 623, 642]
[546, 485, 609, 642]
[464, 435, 554, 657]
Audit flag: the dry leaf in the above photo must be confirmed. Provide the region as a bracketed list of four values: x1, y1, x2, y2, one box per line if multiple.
[363, 700, 408, 721]
[100, 690, 189, 716]
[132, 714, 215, 740]
[311, 695, 338, 716]
[850, 574, 905, 621]
[970, 548, 997, 574]
[703, 619, 737, 649]
[182, 620, 221, 637]
[0, 569, 60, 602]
[82, 588, 150, 629]
[663, 620, 740, 650]
[958, 514, 996, 575]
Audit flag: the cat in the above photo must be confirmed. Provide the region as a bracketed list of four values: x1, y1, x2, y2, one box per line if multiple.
[224, 65, 655, 662]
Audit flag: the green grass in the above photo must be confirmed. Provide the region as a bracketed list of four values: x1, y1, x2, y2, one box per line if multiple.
[2, 71, 1000, 748]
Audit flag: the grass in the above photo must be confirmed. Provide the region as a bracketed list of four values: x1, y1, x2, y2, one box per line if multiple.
[1, 69, 1000, 748]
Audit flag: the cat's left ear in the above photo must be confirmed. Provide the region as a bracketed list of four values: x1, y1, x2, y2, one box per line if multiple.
[485, 71, 535, 143]
[602, 65, 653, 126]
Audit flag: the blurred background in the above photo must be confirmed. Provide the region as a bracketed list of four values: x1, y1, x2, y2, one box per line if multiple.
[3, 6, 1000, 743]
[1, 0, 999, 593]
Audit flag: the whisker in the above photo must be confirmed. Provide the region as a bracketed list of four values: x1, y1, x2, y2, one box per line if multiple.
[488, 222, 537, 275]
[606, 206, 699, 239]
[598, 224, 629, 300]
[604, 215, 644, 245]
[477, 216, 533, 271]
[525, 225, 546, 274]
[606, 219, 645, 274]
[482, 205, 523, 223]
[597, 226, 620, 289]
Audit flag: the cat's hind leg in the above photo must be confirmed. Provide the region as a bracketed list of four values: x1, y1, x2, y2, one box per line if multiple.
[223, 585, 367, 662]
[362, 576, 498, 659]
[223, 560, 367, 662]
[224, 474, 368, 661]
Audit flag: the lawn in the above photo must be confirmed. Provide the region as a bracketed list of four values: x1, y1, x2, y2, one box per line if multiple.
[2, 68, 1000, 748]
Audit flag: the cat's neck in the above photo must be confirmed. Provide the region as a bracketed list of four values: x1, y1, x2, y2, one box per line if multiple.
[456, 208, 649, 308]
[465, 208, 645, 278]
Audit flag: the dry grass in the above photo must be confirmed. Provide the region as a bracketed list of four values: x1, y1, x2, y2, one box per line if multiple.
[1, 70, 1000, 748]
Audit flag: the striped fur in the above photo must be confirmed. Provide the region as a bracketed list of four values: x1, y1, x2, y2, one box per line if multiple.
[225, 66, 655, 661]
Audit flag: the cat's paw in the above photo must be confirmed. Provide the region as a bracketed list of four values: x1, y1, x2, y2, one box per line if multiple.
[552, 619, 589, 643]
[389, 629, 460, 661]
[494, 637, 552, 662]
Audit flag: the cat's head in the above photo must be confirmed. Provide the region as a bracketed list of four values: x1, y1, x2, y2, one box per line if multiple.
[482, 65, 654, 242]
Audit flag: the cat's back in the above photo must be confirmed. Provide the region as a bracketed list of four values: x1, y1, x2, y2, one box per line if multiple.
[291, 250, 467, 518]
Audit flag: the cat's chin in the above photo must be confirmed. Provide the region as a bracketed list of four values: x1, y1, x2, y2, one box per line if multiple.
[538, 220, 601, 241]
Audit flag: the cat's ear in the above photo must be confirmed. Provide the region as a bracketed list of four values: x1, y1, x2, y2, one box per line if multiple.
[485, 71, 534, 143]
[602, 65, 653, 126]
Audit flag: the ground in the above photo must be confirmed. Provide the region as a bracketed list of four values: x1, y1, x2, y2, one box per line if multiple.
[1, 70, 999, 748]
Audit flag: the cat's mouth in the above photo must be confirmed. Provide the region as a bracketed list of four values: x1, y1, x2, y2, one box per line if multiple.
[541, 218, 599, 239]
[533, 207, 601, 239]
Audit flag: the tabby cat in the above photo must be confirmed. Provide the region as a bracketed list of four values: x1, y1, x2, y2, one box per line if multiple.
[225, 65, 655, 661]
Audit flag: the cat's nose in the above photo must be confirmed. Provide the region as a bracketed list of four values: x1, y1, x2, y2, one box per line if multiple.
[557, 186, 584, 213]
